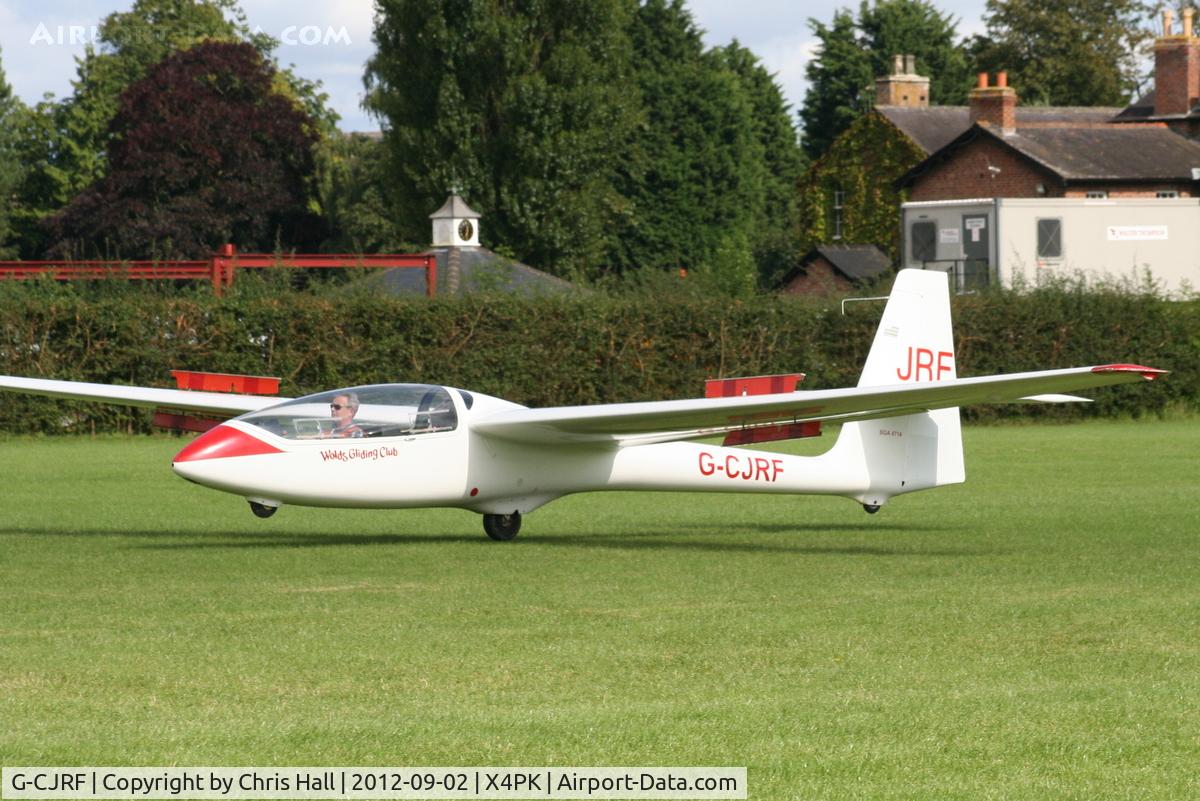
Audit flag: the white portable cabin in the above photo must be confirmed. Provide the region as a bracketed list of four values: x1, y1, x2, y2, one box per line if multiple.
[901, 198, 1200, 295]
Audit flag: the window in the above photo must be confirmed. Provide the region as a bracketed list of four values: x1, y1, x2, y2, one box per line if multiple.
[238, 384, 458, 440]
[1085, 191, 1107, 199]
[1157, 190, 1179, 199]
[1036, 218, 1062, 259]
[831, 187, 845, 240]
[911, 221, 936, 262]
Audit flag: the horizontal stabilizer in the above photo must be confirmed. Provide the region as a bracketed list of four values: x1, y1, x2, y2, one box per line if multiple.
[1017, 394, 1092, 403]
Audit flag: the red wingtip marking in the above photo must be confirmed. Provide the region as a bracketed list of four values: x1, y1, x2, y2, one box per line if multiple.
[1091, 364, 1169, 380]
[173, 425, 283, 462]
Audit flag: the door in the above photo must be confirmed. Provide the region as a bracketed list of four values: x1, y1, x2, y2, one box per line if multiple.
[960, 214, 990, 290]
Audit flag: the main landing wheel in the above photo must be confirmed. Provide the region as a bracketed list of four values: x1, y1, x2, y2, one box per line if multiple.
[862, 503, 881, 515]
[483, 512, 521, 541]
[249, 501, 278, 519]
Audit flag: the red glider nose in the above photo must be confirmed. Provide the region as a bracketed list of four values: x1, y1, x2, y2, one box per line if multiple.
[173, 424, 283, 463]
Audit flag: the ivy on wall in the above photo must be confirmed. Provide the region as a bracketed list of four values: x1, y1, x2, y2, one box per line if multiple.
[797, 111, 927, 260]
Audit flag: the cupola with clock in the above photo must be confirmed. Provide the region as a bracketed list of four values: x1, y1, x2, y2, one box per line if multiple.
[429, 192, 481, 248]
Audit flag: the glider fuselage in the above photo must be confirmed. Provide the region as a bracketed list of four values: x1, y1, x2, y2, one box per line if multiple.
[171, 387, 887, 515]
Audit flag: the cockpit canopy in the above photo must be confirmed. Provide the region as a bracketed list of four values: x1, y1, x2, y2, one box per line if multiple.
[237, 384, 459, 440]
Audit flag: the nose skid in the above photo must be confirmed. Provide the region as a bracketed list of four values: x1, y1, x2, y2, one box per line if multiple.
[170, 448, 281, 499]
[171, 457, 211, 485]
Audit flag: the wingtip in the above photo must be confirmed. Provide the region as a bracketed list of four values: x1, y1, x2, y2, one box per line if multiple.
[1091, 364, 1169, 380]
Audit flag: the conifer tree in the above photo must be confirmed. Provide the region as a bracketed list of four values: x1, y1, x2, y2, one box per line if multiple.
[717, 40, 807, 284]
[0, 47, 21, 257]
[800, 10, 874, 160]
[365, 0, 640, 277]
[800, 0, 970, 160]
[614, 0, 764, 283]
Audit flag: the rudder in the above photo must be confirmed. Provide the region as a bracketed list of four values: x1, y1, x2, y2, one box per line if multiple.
[831, 269, 965, 508]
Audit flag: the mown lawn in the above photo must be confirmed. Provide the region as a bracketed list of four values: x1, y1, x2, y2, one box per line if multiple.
[1, 420, 1197, 800]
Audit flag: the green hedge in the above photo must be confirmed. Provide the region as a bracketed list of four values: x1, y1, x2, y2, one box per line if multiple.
[1, 278, 1196, 433]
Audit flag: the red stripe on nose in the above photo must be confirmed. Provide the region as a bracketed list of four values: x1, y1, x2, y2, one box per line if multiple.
[173, 424, 284, 462]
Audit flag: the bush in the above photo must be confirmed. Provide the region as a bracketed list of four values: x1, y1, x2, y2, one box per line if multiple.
[0, 277, 1195, 433]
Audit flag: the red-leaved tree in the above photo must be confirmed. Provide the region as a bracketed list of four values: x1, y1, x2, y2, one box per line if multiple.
[49, 40, 319, 258]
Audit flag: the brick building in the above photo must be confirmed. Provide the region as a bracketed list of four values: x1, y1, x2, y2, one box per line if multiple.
[898, 9, 1200, 202]
[899, 78, 1200, 202]
[779, 245, 892, 296]
[888, 10, 1200, 294]
[799, 12, 1200, 287]
[796, 57, 1126, 266]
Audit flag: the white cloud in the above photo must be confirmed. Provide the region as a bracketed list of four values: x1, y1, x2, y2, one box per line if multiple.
[238, 0, 376, 129]
[243, 0, 374, 51]
[1, 2, 107, 105]
[753, 32, 821, 113]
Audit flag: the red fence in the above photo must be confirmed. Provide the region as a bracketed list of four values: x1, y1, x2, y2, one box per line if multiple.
[0, 243, 437, 296]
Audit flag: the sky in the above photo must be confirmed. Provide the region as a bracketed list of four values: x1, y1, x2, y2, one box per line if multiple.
[0, 0, 991, 132]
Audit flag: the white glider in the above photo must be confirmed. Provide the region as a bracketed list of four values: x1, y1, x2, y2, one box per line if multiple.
[0, 269, 1166, 539]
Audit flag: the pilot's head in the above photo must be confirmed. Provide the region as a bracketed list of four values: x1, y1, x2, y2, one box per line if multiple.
[330, 392, 359, 426]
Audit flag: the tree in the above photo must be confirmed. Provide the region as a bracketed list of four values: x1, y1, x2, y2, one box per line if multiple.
[47, 41, 319, 258]
[314, 134, 409, 253]
[716, 41, 808, 284]
[22, 0, 336, 235]
[612, 0, 766, 291]
[968, 0, 1153, 106]
[0, 47, 23, 257]
[4, 99, 65, 259]
[364, 0, 803, 286]
[799, 10, 874, 160]
[857, 0, 971, 105]
[365, 0, 640, 277]
[50, 1, 270, 201]
[799, 0, 971, 160]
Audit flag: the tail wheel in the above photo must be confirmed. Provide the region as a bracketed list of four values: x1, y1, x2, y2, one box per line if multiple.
[862, 503, 881, 515]
[483, 512, 521, 541]
[249, 501, 278, 519]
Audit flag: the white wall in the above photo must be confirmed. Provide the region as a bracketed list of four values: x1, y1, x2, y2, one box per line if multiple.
[900, 200, 994, 268]
[904, 198, 1200, 296]
[996, 198, 1200, 296]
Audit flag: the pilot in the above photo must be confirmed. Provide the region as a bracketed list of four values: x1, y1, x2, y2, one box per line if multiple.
[327, 392, 364, 438]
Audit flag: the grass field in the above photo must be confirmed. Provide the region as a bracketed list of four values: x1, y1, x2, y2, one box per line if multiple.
[1, 420, 1198, 800]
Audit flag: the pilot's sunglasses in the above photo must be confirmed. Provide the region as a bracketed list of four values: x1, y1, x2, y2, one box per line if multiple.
[330, 403, 348, 410]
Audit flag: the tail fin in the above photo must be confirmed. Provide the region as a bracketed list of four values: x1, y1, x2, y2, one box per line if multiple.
[832, 269, 965, 508]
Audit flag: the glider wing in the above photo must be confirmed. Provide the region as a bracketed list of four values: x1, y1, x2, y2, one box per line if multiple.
[0, 375, 287, 416]
[471, 364, 1166, 445]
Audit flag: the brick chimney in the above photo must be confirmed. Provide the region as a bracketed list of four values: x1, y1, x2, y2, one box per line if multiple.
[874, 53, 930, 108]
[969, 71, 1017, 135]
[1153, 8, 1200, 117]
